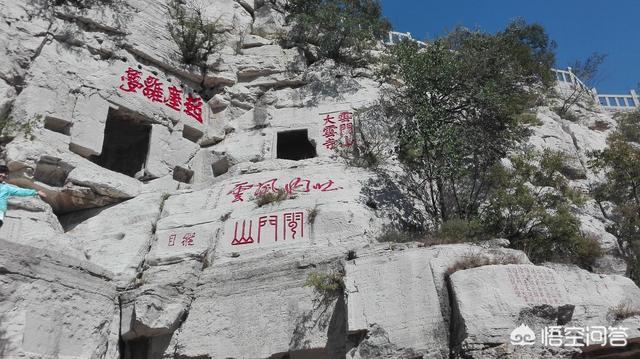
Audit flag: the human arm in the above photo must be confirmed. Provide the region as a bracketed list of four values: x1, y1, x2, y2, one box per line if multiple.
[6, 185, 38, 198]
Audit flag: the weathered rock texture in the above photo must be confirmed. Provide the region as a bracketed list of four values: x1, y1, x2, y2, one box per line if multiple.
[0, 0, 639, 358]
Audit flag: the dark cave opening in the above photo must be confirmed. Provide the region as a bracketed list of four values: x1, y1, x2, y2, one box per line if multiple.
[91, 108, 151, 178]
[277, 129, 317, 161]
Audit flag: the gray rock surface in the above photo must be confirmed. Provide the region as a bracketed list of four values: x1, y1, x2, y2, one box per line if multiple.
[0, 0, 639, 357]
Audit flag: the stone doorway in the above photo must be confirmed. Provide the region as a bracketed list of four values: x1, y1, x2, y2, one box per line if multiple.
[277, 129, 317, 161]
[91, 108, 151, 178]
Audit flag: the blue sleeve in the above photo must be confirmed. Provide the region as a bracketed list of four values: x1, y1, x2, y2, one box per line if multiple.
[7, 185, 37, 197]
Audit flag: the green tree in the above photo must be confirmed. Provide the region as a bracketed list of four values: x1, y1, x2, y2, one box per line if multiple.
[556, 52, 606, 117]
[385, 20, 556, 227]
[285, 0, 391, 65]
[483, 153, 600, 268]
[166, 0, 223, 69]
[589, 111, 640, 281]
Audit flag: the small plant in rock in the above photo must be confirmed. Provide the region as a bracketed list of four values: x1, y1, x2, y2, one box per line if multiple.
[0, 112, 42, 141]
[445, 252, 522, 277]
[608, 301, 640, 321]
[552, 106, 581, 122]
[515, 112, 543, 127]
[556, 53, 606, 117]
[305, 271, 344, 296]
[158, 192, 170, 213]
[254, 189, 290, 207]
[307, 205, 319, 225]
[336, 103, 395, 169]
[376, 228, 421, 244]
[435, 219, 487, 243]
[589, 120, 611, 132]
[166, 0, 223, 69]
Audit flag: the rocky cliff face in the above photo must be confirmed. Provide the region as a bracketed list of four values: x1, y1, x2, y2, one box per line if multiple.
[1, 1, 638, 358]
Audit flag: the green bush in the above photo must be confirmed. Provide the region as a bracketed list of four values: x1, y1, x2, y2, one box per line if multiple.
[436, 219, 487, 243]
[254, 189, 290, 207]
[285, 0, 391, 65]
[167, 0, 223, 68]
[483, 154, 601, 268]
[305, 271, 344, 295]
[0, 112, 42, 141]
[377, 229, 421, 244]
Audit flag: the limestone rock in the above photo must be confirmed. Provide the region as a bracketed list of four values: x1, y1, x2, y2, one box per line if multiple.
[0, 239, 117, 359]
[449, 264, 640, 358]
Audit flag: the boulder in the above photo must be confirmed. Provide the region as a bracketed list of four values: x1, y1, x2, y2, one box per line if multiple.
[449, 264, 640, 358]
[0, 239, 117, 358]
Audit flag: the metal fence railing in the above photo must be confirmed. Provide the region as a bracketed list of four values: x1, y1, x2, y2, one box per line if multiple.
[552, 68, 638, 111]
[384, 31, 427, 48]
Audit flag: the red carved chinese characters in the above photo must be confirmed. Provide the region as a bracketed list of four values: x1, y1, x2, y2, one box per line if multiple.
[181, 233, 196, 246]
[119, 67, 144, 93]
[142, 75, 164, 103]
[313, 179, 340, 192]
[322, 114, 337, 150]
[184, 93, 203, 124]
[338, 111, 354, 147]
[165, 86, 183, 111]
[258, 215, 278, 243]
[232, 211, 305, 246]
[254, 178, 278, 197]
[167, 232, 197, 247]
[231, 220, 255, 245]
[321, 110, 354, 149]
[228, 177, 342, 203]
[228, 182, 254, 203]
[284, 177, 311, 195]
[117, 67, 205, 124]
[283, 212, 304, 240]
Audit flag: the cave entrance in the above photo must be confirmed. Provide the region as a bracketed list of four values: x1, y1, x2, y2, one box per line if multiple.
[91, 108, 151, 178]
[277, 129, 317, 161]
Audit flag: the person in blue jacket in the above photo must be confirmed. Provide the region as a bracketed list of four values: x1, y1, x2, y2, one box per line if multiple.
[0, 165, 46, 227]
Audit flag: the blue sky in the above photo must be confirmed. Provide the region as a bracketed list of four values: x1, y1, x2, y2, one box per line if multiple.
[379, 0, 640, 94]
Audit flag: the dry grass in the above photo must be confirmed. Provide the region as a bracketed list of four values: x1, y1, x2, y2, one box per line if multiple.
[588, 120, 611, 131]
[609, 302, 640, 321]
[255, 189, 290, 207]
[446, 252, 522, 276]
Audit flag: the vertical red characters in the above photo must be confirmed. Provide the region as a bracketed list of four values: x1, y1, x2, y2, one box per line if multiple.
[322, 114, 337, 150]
[338, 111, 354, 147]
[321, 111, 354, 149]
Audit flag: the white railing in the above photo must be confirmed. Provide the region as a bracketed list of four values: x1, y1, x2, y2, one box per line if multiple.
[552, 68, 639, 111]
[384, 31, 427, 48]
